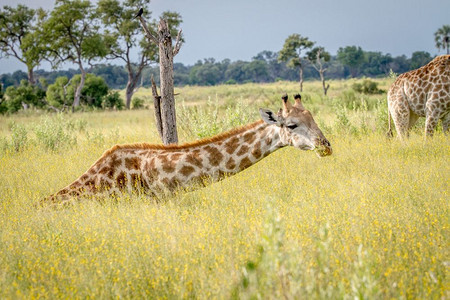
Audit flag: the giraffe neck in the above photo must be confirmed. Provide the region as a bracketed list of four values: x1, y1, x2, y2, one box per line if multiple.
[191, 120, 284, 178]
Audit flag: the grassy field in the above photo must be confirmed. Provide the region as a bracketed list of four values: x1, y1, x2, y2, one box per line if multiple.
[0, 80, 448, 299]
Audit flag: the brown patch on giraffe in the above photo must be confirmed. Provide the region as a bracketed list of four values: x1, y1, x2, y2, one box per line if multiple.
[116, 172, 127, 189]
[80, 174, 89, 182]
[202, 146, 223, 166]
[170, 153, 183, 161]
[237, 144, 249, 156]
[144, 159, 159, 179]
[71, 181, 82, 188]
[251, 141, 262, 159]
[225, 137, 240, 154]
[239, 157, 252, 170]
[125, 156, 141, 170]
[99, 166, 111, 175]
[243, 131, 256, 144]
[109, 154, 122, 169]
[265, 136, 272, 146]
[186, 153, 203, 168]
[58, 188, 69, 195]
[162, 160, 176, 173]
[226, 157, 236, 170]
[180, 165, 195, 177]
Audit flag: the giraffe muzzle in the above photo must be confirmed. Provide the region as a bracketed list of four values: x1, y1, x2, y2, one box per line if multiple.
[315, 138, 332, 157]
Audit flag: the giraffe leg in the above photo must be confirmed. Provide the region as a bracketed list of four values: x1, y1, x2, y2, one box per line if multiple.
[424, 112, 440, 137]
[441, 112, 450, 134]
[389, 97, 411, 140]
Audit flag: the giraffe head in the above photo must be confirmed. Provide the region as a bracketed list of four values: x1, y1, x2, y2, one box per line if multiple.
[260, 94, 332, 157]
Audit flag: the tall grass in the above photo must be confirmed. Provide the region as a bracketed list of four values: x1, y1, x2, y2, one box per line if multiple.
[0, 80, 448, 299]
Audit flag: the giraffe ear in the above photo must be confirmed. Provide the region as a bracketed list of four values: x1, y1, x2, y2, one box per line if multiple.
[259, 108, 284, 126]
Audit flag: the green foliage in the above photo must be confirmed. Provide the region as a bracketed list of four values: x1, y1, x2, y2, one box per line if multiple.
[409, 51, 433, 70]
[434, 24, 450, 54]
[10, 122, 28, 152]
[131, 97, 144, 110]
[352, 79, 384, 95]
[278, 33, 314, 68]
[34, 114, 77, 151]
[44, 0, 107, 66]
[0, 5, 47, 83]
[178, 97, 221, 139]
[46, 74, 109, 108]
[46, 76, 70, 108]
[103, 91, 124, 110]
[337, 46, 365, 77]
[3, 80, 45, 113]
[78, 74, 109, 107]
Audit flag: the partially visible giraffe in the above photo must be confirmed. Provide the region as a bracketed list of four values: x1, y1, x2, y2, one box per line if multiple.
[40, 94, 332, 206]
[387, 55, 450, 139]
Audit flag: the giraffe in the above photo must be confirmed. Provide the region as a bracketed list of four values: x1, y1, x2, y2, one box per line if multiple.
[40, 94, 332, 206]
[387, 54, 450, 139]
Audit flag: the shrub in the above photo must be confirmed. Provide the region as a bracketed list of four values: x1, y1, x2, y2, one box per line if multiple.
[3, 80, 46, 113]
[224, 79, 237, 85]
[46, 74, 109, 109]
[103, 91, 124, 110]
[352, 79, 384, 95]
[34, 114, 77, 151]
[178, 97, 221, 139]
[131, 97, 144, 110]
[10, 123, 28, 152]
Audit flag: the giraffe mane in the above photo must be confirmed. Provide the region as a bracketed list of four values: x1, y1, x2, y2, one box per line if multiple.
[101, 119, 264, 156]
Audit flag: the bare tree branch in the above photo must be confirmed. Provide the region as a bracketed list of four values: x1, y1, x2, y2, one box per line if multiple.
[137, 16, 158, 44]
[173, 29, 182, 56]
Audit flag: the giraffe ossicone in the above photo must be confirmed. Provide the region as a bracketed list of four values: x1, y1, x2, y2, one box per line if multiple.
[41, 94, 332, 206]
[387, 55, 450, 139]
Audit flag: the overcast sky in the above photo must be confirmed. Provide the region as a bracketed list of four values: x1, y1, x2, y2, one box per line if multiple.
[0, 0, 449, 73]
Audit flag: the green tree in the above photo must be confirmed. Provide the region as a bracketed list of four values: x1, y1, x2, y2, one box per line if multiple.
[279, 34, 314, 91]
[3, 79, 45, 113]
[43, 0, 108, 111]
[98, 0, 183, 109]
[434, 25, 450, 54]
[337, 46, 365, 77]
[410, 51, 432, 70]
[47, 74, 108, 108]
[0, 5, 48, 84]
[306, 47, 331, 95]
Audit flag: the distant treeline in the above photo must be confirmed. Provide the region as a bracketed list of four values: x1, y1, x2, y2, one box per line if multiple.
[0, 50, 434, 89]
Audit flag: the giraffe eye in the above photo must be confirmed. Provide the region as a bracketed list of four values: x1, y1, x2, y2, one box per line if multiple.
[287, 124, 298, 130]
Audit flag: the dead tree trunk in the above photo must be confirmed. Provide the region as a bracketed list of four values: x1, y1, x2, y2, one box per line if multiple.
[310, 49, 330, 96]
[138, 16, 182, 145]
